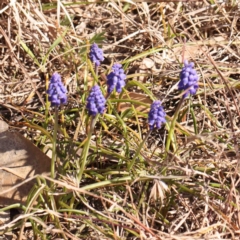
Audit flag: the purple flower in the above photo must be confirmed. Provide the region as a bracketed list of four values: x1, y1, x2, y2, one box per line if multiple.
[86, 85, 106, 116]
[178, 60, 199, 99]
[148, 101, 166, 130]
[47, 73, 67, 107]
[89, 43, 104, 67]
[106, 63, 126, 94]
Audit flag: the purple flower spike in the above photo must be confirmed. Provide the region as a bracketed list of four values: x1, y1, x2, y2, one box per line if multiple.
[148, 101, 166, 130]
[89, 43, 104, 67]
[86, 85, 106, 116]
[47, 73, 67, 107]
[107, 63, 126, 94]
[178, 60, 199, 99]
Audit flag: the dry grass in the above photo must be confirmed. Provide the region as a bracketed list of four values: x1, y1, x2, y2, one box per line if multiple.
[0, 0, 240, 239]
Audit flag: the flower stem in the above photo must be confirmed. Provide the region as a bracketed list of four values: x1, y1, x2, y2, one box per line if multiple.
[51, 106, 58, 180]
[165, 97, 185, 153]
[128, 130, 152, 171]
[78, 116, 97, 183]
[95, 64, 98, 78]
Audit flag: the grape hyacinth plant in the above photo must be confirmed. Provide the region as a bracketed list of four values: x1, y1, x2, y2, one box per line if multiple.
[106, 63, 126, 95]
[46, 72, 67, 179]
[148, 100, 166, 130]
[89, 43, 104, 67]
[166, 60, 199, 152]
[128, 100, 166, 171]
[47, 73, 67, 106]
[78, 85, 106, 182]
[86, 85, 106, 116]
[178, 60, 199, 99]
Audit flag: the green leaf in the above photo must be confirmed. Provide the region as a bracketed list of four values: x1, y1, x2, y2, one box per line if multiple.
[42, 29, 68, 66]
[126, 80, 156, 100]
[20, 41, 40, 67]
